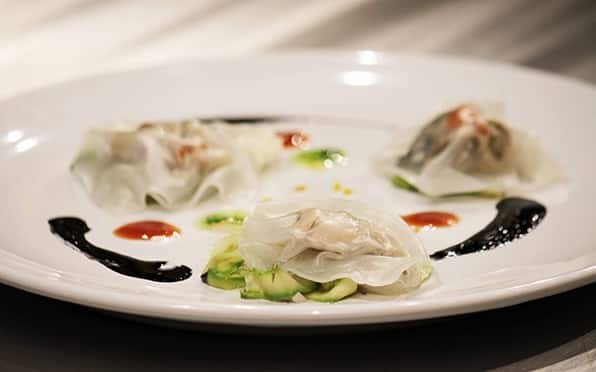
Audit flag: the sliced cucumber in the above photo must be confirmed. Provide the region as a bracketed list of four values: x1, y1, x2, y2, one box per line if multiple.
[306, 278, 358, 302]
[202, 234, 247, 290]
[204, 235, 243, 273]
[209, 250, 243, 273]
[202, 235, 359, 303]
[239, 273, 265, 299]
[241, 268, 317, 302]
[202, 270, 245, 290]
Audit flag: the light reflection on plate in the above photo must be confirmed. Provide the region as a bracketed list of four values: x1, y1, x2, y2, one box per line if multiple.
[340, 70, 380, 86]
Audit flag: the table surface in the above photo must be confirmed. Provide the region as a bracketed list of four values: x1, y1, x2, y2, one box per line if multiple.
[1, 1, 595, 371]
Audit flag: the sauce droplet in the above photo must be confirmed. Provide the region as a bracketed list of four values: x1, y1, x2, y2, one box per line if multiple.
[276, 131, 309, 149]
[402, 212, 459, 230]
[446, 107, 466, 129]
[114, 220, 181, 240]
[294, 184, 308, 192]
[49, 217, 191, 282]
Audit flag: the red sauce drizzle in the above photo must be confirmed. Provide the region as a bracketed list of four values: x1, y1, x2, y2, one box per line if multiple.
[402, 212, 460, 230]
[447, 105, 491, 130]
[114, 221, 181, 240]
[446, 106, 466, 129]
[276, 131, 309, 149]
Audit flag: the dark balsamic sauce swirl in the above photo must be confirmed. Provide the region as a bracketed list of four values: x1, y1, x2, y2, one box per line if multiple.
[200, 116, 283, 124]
[49, 217, 192, 282]
[430, 197, 547, 260]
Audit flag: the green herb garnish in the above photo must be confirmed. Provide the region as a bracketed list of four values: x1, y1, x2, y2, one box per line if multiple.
[390, 175, 503, 199]
[443, 190, 504, 199]
[391, 175, 420, 193]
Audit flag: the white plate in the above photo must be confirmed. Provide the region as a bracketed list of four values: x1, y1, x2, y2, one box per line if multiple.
[1, 52, 595, 327]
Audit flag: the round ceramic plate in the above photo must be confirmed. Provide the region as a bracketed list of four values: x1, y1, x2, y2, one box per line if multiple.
[0, 52, 595, 327]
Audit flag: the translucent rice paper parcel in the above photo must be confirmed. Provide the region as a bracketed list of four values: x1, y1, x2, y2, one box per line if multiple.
[71, 120, 281, 213]
[239, 199, 432, 295]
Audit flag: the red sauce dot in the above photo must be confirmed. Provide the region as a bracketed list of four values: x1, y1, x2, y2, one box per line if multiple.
[114, 221, 181, 240]
[402, 212, 460, 230]
[276, 131, 309, 149]
[446, 106, 467, 129]
[474, 123, 490, 136]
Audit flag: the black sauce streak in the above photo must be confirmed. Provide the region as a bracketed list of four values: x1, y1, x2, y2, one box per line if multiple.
[200, 272, 209, 284]
[430, 197, 547, 260]
[200, 116, 284, 124]
[49, 217, 192, 282]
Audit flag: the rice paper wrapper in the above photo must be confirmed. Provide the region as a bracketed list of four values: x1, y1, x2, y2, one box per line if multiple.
[375, 103, 566, 197]
[71, 120, 281, 213]
[239, 199, 432, 295]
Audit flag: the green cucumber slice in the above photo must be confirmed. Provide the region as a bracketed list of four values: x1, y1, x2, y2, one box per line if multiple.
[202, 234, 247, 290]
[202, 270, 245, 290]
[241, 269, 317, 302]
[204, 235, 244, 274]
[306, 278, 358, 302]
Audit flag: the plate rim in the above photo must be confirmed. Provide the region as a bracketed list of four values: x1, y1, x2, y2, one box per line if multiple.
[1, 51, 595, 327]
[2, 49, 596, 104]
[0, 252, 594, 326]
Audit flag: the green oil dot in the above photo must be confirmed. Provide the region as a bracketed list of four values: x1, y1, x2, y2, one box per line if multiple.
[293, 147, 347, 169]
[198, 211, 247, 232]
